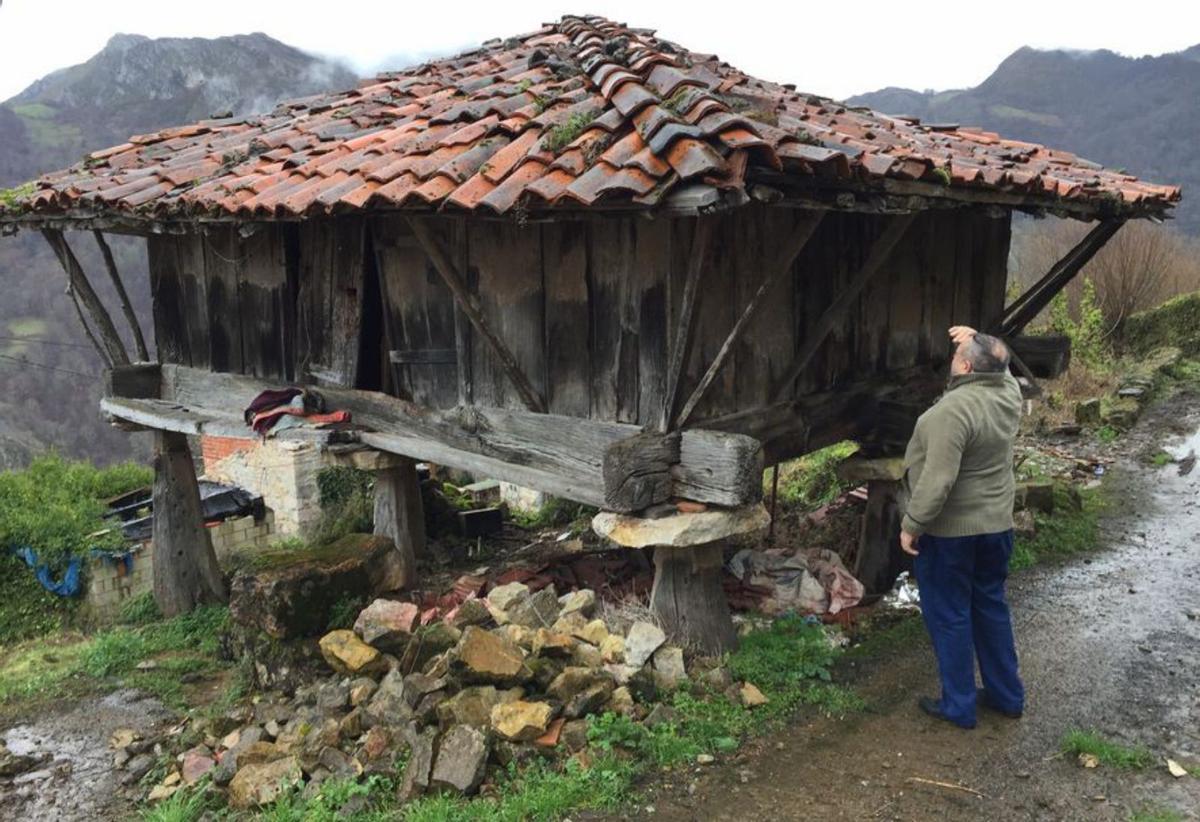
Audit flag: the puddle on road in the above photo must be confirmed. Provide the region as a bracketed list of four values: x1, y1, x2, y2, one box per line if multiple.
[0, 689, 175, 822]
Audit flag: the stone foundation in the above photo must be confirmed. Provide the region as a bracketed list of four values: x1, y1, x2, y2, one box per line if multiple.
[202, 437, 328, 539]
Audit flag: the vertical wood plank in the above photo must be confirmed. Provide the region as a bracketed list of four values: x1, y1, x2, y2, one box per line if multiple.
[175, 233, 210, 370]
[373, 459, 425, 587]
[328, 218, 366, 387]
[680, 215, 736, 419]
[466, 220, 545, 410]
[634, 219, 671, 426]
[147, 235, 190, 366]
[238, 226, 288, 380]
[202, 225, 244, 374]
[587, 217, 637, 422]
[542, 221, 591, 417]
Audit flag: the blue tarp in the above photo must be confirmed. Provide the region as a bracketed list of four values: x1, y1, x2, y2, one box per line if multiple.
[9, 546, 133, 598]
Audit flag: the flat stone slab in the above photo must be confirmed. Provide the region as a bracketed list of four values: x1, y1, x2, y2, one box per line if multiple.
[836, 455, 904, 483]
[592, 503, 770, 548]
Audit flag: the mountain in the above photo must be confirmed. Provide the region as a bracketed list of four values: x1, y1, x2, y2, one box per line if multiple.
[850, 45, 1200, 233]
[0, 33, 358, 466]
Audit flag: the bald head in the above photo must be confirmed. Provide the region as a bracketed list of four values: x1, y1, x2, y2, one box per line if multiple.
[959, 333, 1010, 373]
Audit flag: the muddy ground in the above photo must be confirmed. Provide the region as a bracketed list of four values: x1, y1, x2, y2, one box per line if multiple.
[639, 391, 1200, 821]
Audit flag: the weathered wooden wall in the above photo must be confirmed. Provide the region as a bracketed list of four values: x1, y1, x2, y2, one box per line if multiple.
[145, 205, 1010, 463]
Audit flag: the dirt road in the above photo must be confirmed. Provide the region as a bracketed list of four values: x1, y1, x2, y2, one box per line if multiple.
[647, 394, 1200, 821]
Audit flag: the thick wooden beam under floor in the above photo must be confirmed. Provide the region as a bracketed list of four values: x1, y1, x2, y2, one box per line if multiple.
[152, 430, 226, 616]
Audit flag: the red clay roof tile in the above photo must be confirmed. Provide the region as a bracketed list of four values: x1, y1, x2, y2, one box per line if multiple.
[4, 14, 1178, 222]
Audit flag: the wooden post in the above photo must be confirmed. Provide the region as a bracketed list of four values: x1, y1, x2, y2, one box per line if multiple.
[152, 430, 226, 616]
[650, 543, 737, 654]
[372, 458, 425, 589]
[855, 480, 906, 596]
[42, 228, 131, 366]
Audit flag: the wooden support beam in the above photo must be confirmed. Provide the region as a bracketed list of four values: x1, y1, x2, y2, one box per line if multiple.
[66, 282, 111, 367]
[94, 229, 150, 361]
[105, 364, 763, 510]
[651, 544, 738, 654]
[372, 458, 425, 588]
[152, 430, 227, 617]
[675, 211, 825, 428]
[991, 218, 1124, 337]
[855, 479, 907, 596]
[407, 217, 546, 413]
[772, 214, 917, 402]
[604, 432, 680, 512]
[660, 216, 715, 431]
[42, 228, 131, 366]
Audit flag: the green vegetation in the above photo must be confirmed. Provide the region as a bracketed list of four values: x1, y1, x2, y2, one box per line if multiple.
[326, 592, 366, 631]
[1011, 484, 1103, 570]
[770, 440, 859, 509]
[1149, 450, 1174, 467]
[1097, 424, 1121, 443]
[313, 467, 374, 545]
[1060, 729, 1154, 769]
[1125, 291, 1200, 357]
[0, 181, 36, 208]
[0, 604, 229, 710]
[1050, 278, 1109, 369]
[1129, 808, 1185, 822]
[542, 111, 597, 153]
[930, 167, 951, 186]
[0, 454, 152, 568]
[508, 496, 597, 534]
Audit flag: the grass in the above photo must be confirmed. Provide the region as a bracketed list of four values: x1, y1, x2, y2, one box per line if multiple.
[0, 604, 230, 711]
[1010, 483, 1104, 571]
[1129, 809, 1184, 822]
[770, 440, 859, 509]
[1060, 729, 1155, 769]
[508, 496, 597, 534]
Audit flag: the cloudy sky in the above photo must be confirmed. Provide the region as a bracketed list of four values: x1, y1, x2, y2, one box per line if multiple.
[1, 0, 1197, 102]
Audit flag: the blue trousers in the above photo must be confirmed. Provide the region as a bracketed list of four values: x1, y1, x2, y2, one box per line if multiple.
[914, 530, 1024, 727]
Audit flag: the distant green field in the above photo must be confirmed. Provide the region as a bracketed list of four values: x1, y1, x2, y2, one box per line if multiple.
[9, 102, 56, 120]
[988, 104, 1063, 128]
[3, 317, 50, 357]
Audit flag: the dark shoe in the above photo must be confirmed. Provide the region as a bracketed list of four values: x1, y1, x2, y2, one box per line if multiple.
[918, 696, 975, 729]
[977, 688, 1023, 719]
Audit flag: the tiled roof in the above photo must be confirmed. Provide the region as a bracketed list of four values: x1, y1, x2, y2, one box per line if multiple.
[3, 15, 1181, 222]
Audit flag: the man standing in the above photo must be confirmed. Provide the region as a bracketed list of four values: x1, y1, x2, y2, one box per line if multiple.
[899, 325, 1025, 729]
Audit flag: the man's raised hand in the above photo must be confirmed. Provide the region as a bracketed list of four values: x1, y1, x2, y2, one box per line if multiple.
[948, 326, 977, 346]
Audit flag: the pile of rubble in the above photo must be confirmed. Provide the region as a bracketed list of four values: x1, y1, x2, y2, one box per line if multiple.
[142, 582, 766, 808]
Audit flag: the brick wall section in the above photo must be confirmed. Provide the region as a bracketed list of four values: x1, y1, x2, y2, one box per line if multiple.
[83, 512, 275, 624]
[201, 436, 256, 471]
[204, 438, 332, 539]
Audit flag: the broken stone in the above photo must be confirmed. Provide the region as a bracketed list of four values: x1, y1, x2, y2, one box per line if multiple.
[605, 686, 635, 716]
[316, 680, 350, 711]
[414, 691, 448, 725]
[534, 717, 566, 748]
[624, 621, 667, 667]
[485, 582, 531, 624]
[364, 669, 413, 727]
[652, 646, 687, 690]
[319, 746, 363, 779]
[505, 587, 561, 629]
[0, 744, 46, 778]
[1019, 481, 1055, 514]
[430, 725, 490, 795]
[122, 753, 155, 784]
[557, 589, 596, 618]
[349, 677, 378, 707]
[447, 598, 492, 629]
[499, 623, 537, 650]
[237, 741, 285, 768]
[548, 667, 615, 719]
[592, 503, 770, 548]
[436, 685, 520, 728]
[739, 682, 769, 708]
[147, 783, 179, 802]
[319, 630, 385, 677]
[402, 672, 447, 708]
[575, 619, 609, 646]
[600, 634, 625, 664]
[338, 708, 363, 739]
[229, 534, 405, 639]
[604, 663, 641, 686]
[528, 656, 566, 690]
[455, 626, 531, 684]
[532, 628, 576, 658]
[181, 747, 215, 784]
[561, 719, 590, 752]
[354, 599, 420, 651]
[110, 728, 140, 750]
[490, 700, 556, 742]
[398, 623, 461, 674]
[572, 641, 604, 668]
[644, 703, 678, 728]
[700, 666, 733, 691]
[398, 726, 438, 801]
[229, 756, 302, 808]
